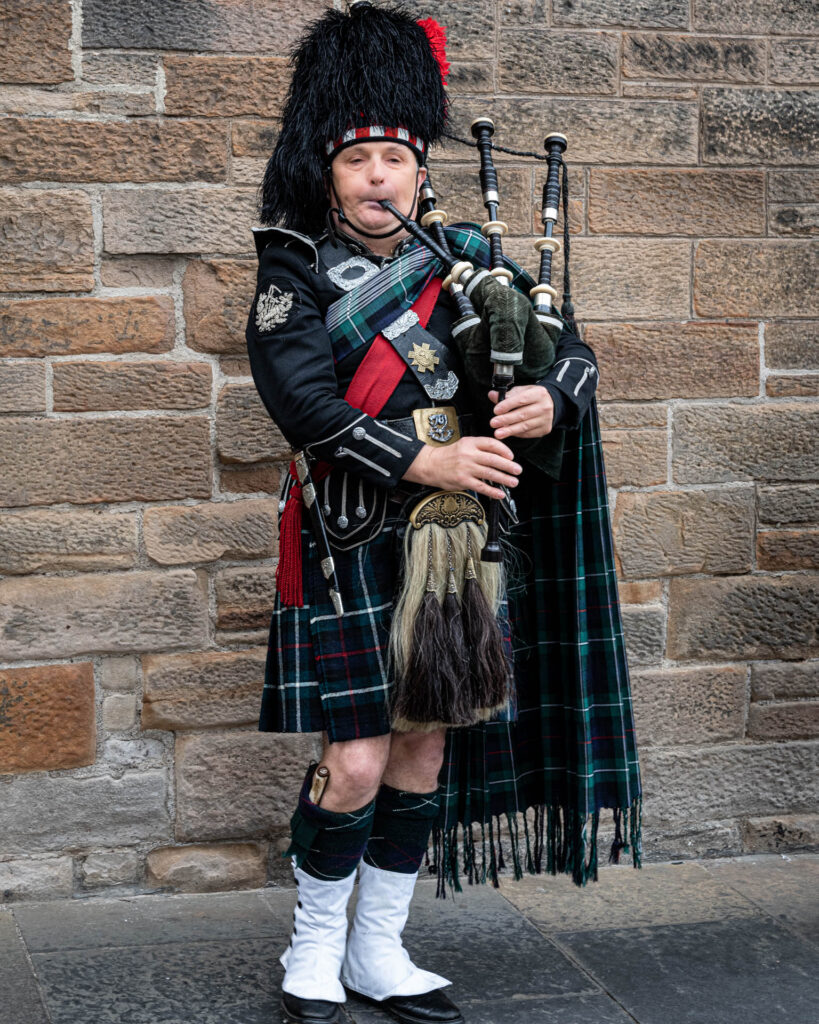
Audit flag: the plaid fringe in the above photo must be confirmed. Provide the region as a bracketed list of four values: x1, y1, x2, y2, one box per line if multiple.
[430, 795, 643, 897]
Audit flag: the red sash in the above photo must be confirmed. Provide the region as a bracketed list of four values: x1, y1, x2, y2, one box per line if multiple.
[277, 278, 443, 607]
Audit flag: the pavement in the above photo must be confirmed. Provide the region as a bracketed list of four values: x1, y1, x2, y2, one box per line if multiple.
[1, 853, 817, 1024]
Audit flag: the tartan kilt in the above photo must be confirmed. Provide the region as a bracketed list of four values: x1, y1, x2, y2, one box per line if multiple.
[259, 487, 515, 745]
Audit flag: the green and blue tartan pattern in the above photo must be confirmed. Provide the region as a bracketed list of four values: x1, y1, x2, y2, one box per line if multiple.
[433, 397, 643, 891]
[325, 224, 538, 363]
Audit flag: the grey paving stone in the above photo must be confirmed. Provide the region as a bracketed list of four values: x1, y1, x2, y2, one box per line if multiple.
[702, 853, 819, 945]
[13, 888, 285, 952]
[393, 879, 599, 1001]
[347, 992, 634, 1023]
[555, 917, 819, 1024]
[499, 860, 760, 933]
[0, 910, 49, 1024]
[31, 938, 288, 1024]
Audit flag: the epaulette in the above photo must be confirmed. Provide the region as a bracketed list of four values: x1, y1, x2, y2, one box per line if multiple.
[251, 226, 319, 271]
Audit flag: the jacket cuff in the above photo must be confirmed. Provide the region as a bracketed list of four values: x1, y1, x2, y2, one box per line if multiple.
[304, 413, 425, 488]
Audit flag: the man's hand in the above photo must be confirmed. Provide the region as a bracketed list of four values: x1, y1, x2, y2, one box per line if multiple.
[403, 436, 521, 500]
[488, 385, 554, 439]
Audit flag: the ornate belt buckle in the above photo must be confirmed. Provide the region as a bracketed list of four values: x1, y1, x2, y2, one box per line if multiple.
[411, 405, 461, 447]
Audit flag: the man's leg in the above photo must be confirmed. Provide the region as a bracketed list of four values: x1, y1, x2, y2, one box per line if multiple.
[343, 730, 462, 1023]
[281, 735, 390, 1024]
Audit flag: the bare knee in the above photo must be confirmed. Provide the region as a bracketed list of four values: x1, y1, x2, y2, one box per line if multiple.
[319, 734, 390, 811]
[384, 728, 446, 791]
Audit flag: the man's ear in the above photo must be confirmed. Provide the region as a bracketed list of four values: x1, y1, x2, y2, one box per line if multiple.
[417, 164, 428, 188]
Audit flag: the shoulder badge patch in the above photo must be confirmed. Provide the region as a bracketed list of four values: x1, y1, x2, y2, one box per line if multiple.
[255, 279, 298, 334]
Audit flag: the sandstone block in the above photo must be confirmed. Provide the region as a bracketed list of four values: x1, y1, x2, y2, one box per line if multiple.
[0, 86, 153, 117]
[448, 98, 697, 166]
[0, 296, 175, 358]
[146, 841, 268, 892]
[100, 257, 177, 289]
[598, 402, 668, 430]
[498, 31, 618, 94]
[587, 322, 759, 400]
[103, 188, 256, 255]
[0, 509, 137, 574]
[622, 83, 698, 100]
[175, 731, 320, 841]
[766, 373, 819, 397]
[769, 169, 819, 203]
[696, 240, 818, 317]
[103, 736, 169, 770]
[621, 605, 664, 666]
[639, 741, 817, 826]
[747, 701, 819, 741]
[741, 814, 819, 854]
[0, 0, 72, 84]
[220, 463, 281, 496]
[0, 663, 95, 774]
[757, 529, 819, 571]
[406, 0, 494, 59]
[83, 0, 327, 54]
[623, 34, 763, 82]
[216, 382, 292, 463]
[769, 204, 819, 236]
[765, 321, 818, 369]
[613, 488, 755, 578]
[144, 499, 277, 566]
[102, 694, 137, 732]
[557, 239, 690, 320]
[82, 51, 158, 86]
[0, 118, 227, 183]
[164, 56, 289, 118]
[694, 0, 816, 33]
[667, 574, 818, 661]
[631, 666, 747, 746]
[231, 120, 279, 158]
[0, 857, 73, 902]
[81, 849, 140, 888]
[602, 430, 667, 488]
[617, 580, 662, 605]
[447, 62, 494, 94]
[433, 166, 533, 236]
[673, 403, 819, 484]
[0, 569, 209, 661]
[100, 656, 139, 693]
[770, 38, 819, 84]
[0, 416, 212, 507]
[231, 157, 267, 187]
[758, 485, 818, 525]
[0, 189, 93, 292]
[588, 170, 764, 236]
[142, 648, 265, 730]
[183, 259, 257, 354]
[53, 361, 212, 412]
[0, 362, 44, 412]
[214, 566, 277, 631]
[221, 356, 252, 376]
[703, 88, 818, 165]
[0, 770, 171, 855]
[552, 0, 687, 25]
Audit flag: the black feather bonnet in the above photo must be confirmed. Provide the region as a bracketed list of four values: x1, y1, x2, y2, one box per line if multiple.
[259, 1, 450, 234]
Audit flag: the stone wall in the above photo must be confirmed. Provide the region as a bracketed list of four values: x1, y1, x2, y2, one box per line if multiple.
[0, 0, 816, 901]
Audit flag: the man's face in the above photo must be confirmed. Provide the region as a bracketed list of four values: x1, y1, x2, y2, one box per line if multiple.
[328, 141, 427, 238]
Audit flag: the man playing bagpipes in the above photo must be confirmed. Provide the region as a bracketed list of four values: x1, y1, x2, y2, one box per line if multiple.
[246, 3, 643, 1023]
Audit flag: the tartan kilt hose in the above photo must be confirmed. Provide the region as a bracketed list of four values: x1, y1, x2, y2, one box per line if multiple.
[259, 489, 515, 744]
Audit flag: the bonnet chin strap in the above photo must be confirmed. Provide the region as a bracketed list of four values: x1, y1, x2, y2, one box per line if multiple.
[326, 173, 421, 241]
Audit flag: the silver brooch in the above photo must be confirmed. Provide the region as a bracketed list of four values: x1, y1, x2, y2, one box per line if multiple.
[424, 371, 459, 401]
[326, 256, 379, 292]
[255, 282, 294, 333]
[383, 309, 419, 340]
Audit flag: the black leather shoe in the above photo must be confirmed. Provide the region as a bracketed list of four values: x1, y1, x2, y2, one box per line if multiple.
[281, 991, 343, 1024]
[346, 987, 464, 1023]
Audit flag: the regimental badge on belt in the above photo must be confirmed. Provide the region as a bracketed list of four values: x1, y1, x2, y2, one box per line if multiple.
[411, 406, 460, 446]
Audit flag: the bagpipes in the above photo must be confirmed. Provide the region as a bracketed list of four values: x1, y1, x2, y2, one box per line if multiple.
[386, 123, 575, 733]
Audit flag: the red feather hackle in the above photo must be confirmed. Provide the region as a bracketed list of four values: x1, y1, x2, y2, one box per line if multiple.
[417, 17, 450, 86]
